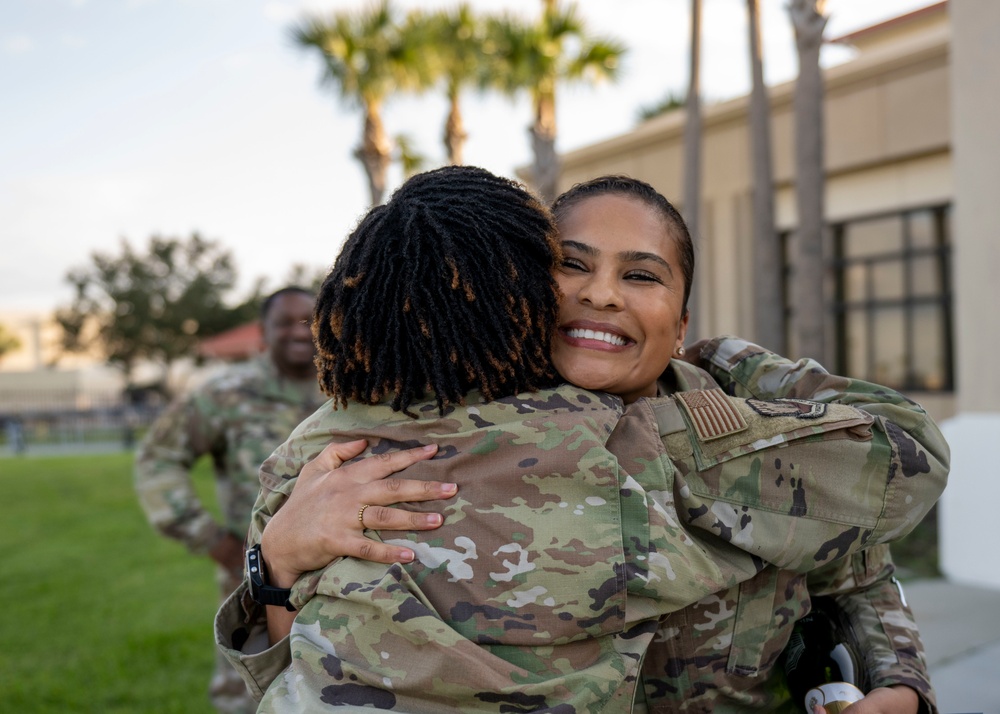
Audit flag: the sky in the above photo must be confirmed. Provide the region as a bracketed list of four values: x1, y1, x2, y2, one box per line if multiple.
[1, 0, 937, 318]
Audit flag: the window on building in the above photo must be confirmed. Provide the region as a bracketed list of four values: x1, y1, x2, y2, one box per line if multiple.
[831, 205, 953, 391]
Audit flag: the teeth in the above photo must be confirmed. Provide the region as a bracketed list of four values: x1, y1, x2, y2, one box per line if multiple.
[567, 328, 627, 346]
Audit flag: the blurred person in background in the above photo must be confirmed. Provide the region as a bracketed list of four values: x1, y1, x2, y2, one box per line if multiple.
[134, 285, 323, 714]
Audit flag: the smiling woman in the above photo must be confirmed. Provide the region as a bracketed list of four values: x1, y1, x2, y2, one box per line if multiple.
[550, 176, 694, 404]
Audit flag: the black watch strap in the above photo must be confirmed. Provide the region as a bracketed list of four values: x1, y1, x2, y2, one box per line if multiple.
[245, 543, 295, 611]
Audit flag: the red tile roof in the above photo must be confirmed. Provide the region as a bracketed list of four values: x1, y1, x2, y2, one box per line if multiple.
[196, 321, 263, 361]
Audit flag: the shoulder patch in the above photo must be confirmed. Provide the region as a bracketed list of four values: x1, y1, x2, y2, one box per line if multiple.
[746, 398, 827, 419]
[675, 389, 749, 441]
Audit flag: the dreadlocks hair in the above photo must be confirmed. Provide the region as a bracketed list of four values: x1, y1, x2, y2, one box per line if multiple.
[551, 175, 696, 315]
[313, 165, 563, 416]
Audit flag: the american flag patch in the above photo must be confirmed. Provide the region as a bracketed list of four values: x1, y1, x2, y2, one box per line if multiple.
[675, 389, 748, 441]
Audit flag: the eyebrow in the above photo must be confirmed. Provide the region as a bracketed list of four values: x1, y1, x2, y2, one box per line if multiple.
[561, 240, 675, 278]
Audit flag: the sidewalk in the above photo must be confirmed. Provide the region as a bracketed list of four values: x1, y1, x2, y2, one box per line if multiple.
[903, 578, 1000, 714]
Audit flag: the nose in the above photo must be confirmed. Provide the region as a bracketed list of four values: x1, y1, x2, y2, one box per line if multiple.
[577, 270, 622, 310]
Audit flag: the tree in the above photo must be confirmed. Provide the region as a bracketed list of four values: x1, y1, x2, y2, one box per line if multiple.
[293, 1, 430, 206]
[789, 0, 829, 360]
[55, 233, 257, 384]
[416, 4, 484, 166]
[637, 91, 686, 122]
[682, 0, 702, 339]
[486, 1, 626, 202]
[0, 323, 21, 365]
[393, 133, 428, 178]
[748, 0, 784, 353]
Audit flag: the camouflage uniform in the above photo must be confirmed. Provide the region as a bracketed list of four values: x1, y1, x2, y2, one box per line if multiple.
[135, 356, 323, 714]
[638, 337, 942, 713]
[215, 338, 947, 713]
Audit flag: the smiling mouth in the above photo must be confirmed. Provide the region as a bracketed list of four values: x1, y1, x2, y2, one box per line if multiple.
[563, 328, 629, 347]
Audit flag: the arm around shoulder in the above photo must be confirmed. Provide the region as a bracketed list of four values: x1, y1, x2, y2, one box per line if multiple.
[684, 336, 949, 546]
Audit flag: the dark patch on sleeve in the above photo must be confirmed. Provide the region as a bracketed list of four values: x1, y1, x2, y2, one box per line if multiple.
[580, 604, 626, 630]
[588, 575, 622, 610]
[470, 412, 498, 429]
[392, 595, 437, 623]
[518, 457, 539, 468]
[815, 526, 861, 563]
[366, 439, 458, 460]
[320, 654, 345, 679]
[713, 517, 733, 542]
[475, 691, 566, 712]
[450, 601, 535, 625]
[789, 477, 807, 517]
[320, 682, 396, 708]
[884, 421, 931, 478]
[686, 504, 709, 520]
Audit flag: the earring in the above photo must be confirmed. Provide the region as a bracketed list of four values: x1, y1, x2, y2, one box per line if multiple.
[676, 346, 686, 356]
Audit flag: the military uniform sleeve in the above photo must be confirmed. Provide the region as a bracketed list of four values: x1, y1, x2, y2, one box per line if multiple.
[685, 336, 949, 545]
[696, 335, 940, 712]
[214, 580, 293, 702]
[134, 390, 229, 554]
[212, 430, 331, 700]
[809, 547, 937, 714]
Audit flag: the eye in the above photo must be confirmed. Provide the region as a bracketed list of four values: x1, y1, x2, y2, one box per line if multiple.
[624, 270, 662, 283]
[560, 257, 587, 272]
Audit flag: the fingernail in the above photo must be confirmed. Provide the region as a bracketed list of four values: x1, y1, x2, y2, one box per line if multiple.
[442, 483, 457, 494]
[425, 514, 443, 527]
[399, 550, 415, 562]
[422, 444, 437, 452]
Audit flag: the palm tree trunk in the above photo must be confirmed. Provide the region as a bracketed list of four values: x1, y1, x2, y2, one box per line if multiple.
[683, 0, 702, 337]
[531, 88, 559, 203]
[789, 0, 828, 361]
[443, 89, 468, 166]
[748, 0, 784, 353]
[355, 101, 393, 206]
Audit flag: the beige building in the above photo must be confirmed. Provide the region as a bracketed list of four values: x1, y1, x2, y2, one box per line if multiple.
[556, 0, 999, 589]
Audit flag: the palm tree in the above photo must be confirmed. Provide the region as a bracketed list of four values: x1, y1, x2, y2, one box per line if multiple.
[414, 4, 484, 166]
[486, 1, 626, 202]
[747, 0, 783, 353]
[788, 0, 829, 360]
[682, 0, 702, 339]
[292, 1, 429, 206]
[393, 133, 427, 179]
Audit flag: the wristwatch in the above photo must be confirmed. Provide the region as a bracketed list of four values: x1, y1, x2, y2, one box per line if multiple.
[245, 543, 295, 611]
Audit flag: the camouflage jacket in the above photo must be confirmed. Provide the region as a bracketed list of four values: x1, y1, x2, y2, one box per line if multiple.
[134, 356, 324, 555]
[216, 341, 947, 713]
[638, 337, 945, 714]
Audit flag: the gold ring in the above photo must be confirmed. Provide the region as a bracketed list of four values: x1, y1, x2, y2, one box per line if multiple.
[358, 504, 371, 527]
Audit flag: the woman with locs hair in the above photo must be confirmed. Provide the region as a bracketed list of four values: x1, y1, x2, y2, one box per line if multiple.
[216, 167, 948, 713]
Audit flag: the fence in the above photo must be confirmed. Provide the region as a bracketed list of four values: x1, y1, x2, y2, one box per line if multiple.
[1, 391, 167, 457]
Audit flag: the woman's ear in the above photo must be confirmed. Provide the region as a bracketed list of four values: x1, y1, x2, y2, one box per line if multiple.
[676, 308, 690, 350]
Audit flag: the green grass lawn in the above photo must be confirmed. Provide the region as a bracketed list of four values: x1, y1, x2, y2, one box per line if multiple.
[0, 453, 222, 713]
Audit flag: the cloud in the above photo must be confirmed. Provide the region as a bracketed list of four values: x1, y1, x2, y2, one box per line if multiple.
[2, 35, 34, 54]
